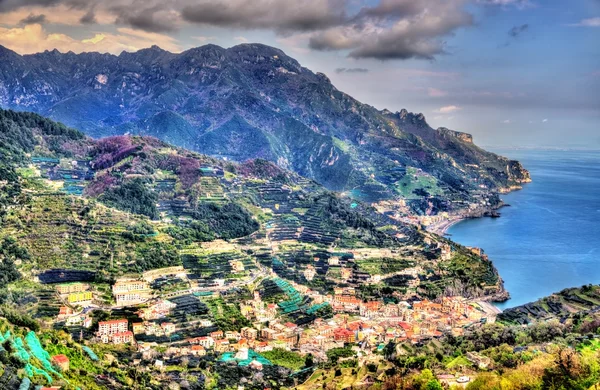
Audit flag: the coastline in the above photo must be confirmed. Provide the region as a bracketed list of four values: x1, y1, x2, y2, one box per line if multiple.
[426, 216, 465, 236]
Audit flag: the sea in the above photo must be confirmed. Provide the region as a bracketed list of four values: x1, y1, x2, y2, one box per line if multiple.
[446, 149, 600, 309]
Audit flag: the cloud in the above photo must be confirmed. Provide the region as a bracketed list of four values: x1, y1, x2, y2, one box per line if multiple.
[19, 13, 46, 25]
[0, 0, 478, 61]
[112, 5, 181, 33]
[542, 118, 548, 122]
[79, 8, 96, 24]
[568, 17, 600, 27]
[503, 119, 511, 123]
[234, 36, 249, 43]
[335, 67, 369, 73]
[436, 105, 462, 114]
[476, 0, 534, 9]
[308, 0, 474, 60]
[428, 87, 448, 97]
[193, 36, 216, 43]
[0, 23, 182, 54]
[181, 0, 347, 32]
[508, 23, 529, 38]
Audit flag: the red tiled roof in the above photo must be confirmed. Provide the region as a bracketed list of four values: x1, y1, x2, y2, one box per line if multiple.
[100, 319, 128, 325]
[52, 354, 69, 364]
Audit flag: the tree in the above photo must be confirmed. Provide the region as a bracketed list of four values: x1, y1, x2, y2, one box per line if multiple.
[424, 379, 443, 390]
[305, 353, 314, 368]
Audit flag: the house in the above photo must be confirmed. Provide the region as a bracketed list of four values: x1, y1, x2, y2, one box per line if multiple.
[248, 359, 263, 371]
[98, 319, 132, 343]
[199, 319, 213, 327]
[114, 291, 152, 307]
[466, 351, 492, 369]
[191, 345, 206, 356]
[132, 323, 145, 335]
[241, 327, 258, 340]
[210, 330, 224, 339]
[67, 291, 93, 304]
[196, 336, 215, 349]
[334, 328, 355, 343]
[98, 319, 128, 336]
[261, 328, 277, 340]
[52, 355, 69, 371]
[112, 331, 134, 345]
[225, 331, 241, 341]
[137, 299, 176, 320]
[161, 322, 176, 335]
[112, 280, 149, 293]
[113, 279, 152, 307]
[82, 316, 92, 329]
[214, 339, 230, 353]
[56, 283, 88, 294]
[58, 306, 73, 318]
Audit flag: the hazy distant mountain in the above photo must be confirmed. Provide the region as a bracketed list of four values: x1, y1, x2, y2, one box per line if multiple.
[0, 43, 529, 213]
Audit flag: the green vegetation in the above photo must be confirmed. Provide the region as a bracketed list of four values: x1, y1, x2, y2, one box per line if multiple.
[0, 237, 27, 290]
[356, 257, 415, 275]
[100, 178, 159, 219]
[261, 348, 305, 371]
[395, 167, 444, 199]
[205, 297, 251, 332]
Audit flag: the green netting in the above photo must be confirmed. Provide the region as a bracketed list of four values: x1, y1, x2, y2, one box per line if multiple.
[307, 302, 330, 315]
[220, 349, 272, 366]
[274, 278, 304, 312]
[25, 363, 52, 384]
[82, 346, 99, 361]
[193, 291, 213, 297]
[19, 377, 31, 390]
[0, 330, 10, 343]
[25, 331, 61, 378]
[12, 337, 31, 362]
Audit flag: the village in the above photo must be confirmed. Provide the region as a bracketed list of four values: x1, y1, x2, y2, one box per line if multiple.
[49, 259, 493, 376]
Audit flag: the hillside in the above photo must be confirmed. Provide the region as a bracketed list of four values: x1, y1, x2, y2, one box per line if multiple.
[0, 43, 530, 215]
[0, 109, 507, 319]
[498, 284, 600, 325]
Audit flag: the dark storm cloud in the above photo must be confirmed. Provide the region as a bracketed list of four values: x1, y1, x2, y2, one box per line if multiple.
[20, 13, 46, 25]
[112, 5, 179, 33]
[509, 23, 529, 38]
[181, 0, 347, 32]
[335, 67, 369, 73]
[79, 8, 96, 24]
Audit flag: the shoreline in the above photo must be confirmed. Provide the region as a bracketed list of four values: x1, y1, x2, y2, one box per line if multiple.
[426, 216, 466, 236]
[426, 216, 465, 236]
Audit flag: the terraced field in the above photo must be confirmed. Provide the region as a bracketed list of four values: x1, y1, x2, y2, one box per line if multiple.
[499, 284, 600, 325]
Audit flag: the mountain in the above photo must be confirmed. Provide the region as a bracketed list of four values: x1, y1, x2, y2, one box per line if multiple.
[0, 108, 506, 307]
[0, 43, 530, 215]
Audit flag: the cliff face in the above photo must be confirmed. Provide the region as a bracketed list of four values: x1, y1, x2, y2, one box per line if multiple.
[506, 160, 532, 185]
[437, 127, 473, 144]
[0, 43, 530, 214]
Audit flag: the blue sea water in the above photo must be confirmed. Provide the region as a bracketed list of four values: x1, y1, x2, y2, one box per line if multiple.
[447, 150, 600, 309]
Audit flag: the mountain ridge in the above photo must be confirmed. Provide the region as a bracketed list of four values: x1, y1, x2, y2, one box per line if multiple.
[0, 42, 530, 215]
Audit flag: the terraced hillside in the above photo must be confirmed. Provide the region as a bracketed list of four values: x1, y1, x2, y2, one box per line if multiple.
[0, 109, 506, 312]
[498, 284, 600, 325]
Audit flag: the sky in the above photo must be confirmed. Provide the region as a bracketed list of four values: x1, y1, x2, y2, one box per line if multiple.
[0, 0, 598, 148]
